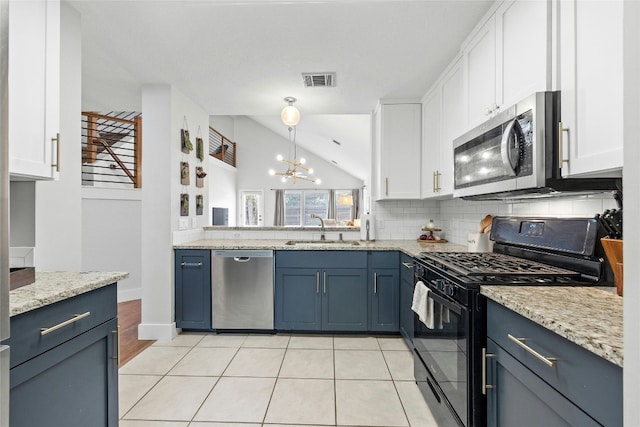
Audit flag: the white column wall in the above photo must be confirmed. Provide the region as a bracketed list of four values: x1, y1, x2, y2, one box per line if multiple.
[34, 3, 82, 271]
[138, 84, 209, 340]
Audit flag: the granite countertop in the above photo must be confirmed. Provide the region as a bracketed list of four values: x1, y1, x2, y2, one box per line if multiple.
[481, 286, 623, 367]
[9, 271, 129, 317]
[174, 239, 466, 258]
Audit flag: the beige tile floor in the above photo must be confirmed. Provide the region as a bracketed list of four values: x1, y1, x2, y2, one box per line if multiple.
[119, 333, 439, 427]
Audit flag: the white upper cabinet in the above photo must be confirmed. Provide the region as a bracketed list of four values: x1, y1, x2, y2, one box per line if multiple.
[420, 89, 441, 199]
[465, 15, 497, 129]
[421, 57, 464, 199]
[375, 102, 421, 200]
[497, 0, 549, 108]
[464, 0, 550, 129]
[559, 0, 623, 177]
[9, 0, 60, 180]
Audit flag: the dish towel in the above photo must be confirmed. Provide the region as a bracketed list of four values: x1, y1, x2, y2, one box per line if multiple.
[411, 281, 435, 329]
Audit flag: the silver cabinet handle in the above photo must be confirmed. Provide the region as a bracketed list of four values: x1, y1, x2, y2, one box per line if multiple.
[482, 347, 495, 395]
[316, 272, 320, 294]
[51, 133, 60, 172]
[374, 272, 378, 294]
[385, 177, 389, 196]
[558, 121, 569, 165]
[181, 261, 203, 267]
[323, 271, 327, 294]
[507, 334, 557, 367]
[41, 312, 91, 336]
[112, 326, 120, 361]
[402, 262, 413, 269]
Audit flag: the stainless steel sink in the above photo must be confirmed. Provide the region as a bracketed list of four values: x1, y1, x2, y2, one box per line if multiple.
[285, 240, 360, 246]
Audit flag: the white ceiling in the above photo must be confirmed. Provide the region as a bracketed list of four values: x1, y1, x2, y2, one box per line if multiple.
[71, 0, 493, 181]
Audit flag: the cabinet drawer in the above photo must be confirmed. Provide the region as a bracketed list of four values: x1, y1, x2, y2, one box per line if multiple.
[6, 284, 117, 368]
[369, 251, 399, 269]
[487, 300, 622, 427]
[276, 250, 366, 269]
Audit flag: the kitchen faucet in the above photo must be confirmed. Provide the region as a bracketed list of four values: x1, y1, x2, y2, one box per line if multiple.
[310, 214, 326, 240]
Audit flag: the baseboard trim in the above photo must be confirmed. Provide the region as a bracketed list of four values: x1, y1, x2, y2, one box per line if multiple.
[138, 322, 178, 341]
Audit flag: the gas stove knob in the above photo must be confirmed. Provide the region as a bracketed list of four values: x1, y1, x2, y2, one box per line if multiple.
[444, 283, 455, 297]
[436, 279, 445, 292]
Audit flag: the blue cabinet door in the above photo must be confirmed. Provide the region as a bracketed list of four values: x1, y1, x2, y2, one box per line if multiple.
[399, 254, 415, 347]
[486, 338, 600, 427]
[175, 249, 211, 330]
[369, 268, 400, 332]
[9, 318, 119, 427]
[275, 268, 322, 330]
[322, 268, 368, 331]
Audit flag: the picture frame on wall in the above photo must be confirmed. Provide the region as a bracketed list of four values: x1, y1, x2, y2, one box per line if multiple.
[180, 193, 189, 216]
[196, 195, 204, 215]
[181, 161, 190, 185]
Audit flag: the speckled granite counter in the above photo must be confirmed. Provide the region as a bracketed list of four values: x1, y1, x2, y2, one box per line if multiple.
[481, 286, 623, 367]
[174, 239, 466, 257]
[10, 271, 129, 317]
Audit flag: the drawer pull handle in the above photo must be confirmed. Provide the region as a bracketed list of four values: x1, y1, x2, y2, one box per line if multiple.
[374, 272, 378, 294]
[507, 334, 557, 367]
[482, 347, 495, 395]
[40, 312, 91, 336]
[181, 262, 203, 267]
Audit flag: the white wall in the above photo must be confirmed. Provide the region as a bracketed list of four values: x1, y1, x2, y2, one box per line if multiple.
[81, 188, 141, 301]
[139, 84, 209, 340]
[623, 0, 640, 423]
[208, 157, 237, 226]
[9, 182, 35, 247]
[209, 115, 235, 140]
[233, 116, 364, 226]
[34, 3, 82, 270]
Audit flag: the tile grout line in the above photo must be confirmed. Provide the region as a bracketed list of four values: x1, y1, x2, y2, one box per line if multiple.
[260, 334, 291, 425]
[332, 334, 338, 427]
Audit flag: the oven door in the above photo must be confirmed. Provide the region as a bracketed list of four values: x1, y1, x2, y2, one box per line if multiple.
[414, 283, 470, 427]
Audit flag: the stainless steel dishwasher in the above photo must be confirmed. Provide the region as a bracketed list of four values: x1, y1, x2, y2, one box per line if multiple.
[211, 250, 274, 330]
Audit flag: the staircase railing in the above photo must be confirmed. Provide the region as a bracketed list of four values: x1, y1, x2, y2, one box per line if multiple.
[210, 126, 236, 167]
[82, 112, 142, 188]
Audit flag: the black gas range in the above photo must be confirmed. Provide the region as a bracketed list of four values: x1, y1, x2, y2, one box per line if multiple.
[412, 217, 609, 427]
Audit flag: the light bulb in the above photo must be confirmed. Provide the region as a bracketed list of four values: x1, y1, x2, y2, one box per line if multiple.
[300, 157, 306, 165]
[308, 168, 314, 175]
[281, 106, 300, 127]
[268, 169, 275, 176]
[281, 177, 287, 183]
[276, 154, 284, 161]
[315, 178, 322, 185]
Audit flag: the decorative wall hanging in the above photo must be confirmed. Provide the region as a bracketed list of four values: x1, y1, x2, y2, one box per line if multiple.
[181, 161, 190, 185]
[196, 195, 204, 216]
[180, 193, 189, 216]
[196, 166, 207, 188]
[181, 116, 193, 153]
[196, 126, 204, 161]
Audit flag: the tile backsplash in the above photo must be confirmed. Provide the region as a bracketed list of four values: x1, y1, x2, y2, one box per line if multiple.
[374, 192, 618, 245]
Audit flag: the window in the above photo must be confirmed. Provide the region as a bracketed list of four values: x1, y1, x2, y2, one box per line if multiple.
[283, 190, 354, 226]
[335, 190, 353, 223]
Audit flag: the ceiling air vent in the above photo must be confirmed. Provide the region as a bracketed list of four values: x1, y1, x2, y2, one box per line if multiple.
[302, 72, 336, 88]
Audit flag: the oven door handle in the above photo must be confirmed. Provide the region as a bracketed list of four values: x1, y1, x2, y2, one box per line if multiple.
[425, 286, 463, 315]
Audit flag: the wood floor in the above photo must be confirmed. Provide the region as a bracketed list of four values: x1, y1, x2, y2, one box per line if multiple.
[118, 299, 155, 367]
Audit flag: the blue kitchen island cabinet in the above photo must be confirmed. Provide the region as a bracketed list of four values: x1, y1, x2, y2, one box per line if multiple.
[275, 251, 367, 331]
[5, 284, 118, 427]
[486, 299, 622, 427]
[175, 249, 212, 330]
[368, 251, 400, 332]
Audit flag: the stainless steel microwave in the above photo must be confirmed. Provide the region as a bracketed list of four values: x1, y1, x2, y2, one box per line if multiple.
[452, 91, 618, 200]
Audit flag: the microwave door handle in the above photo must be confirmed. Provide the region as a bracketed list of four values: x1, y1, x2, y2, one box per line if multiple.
[500, 119, 518, 177]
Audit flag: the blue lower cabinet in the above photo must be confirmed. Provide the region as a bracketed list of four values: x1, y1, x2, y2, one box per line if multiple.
[322, 268, 368, 331]
[399, 254, 415, 346]
[175, 249, 211, 330]
[369, 268, 400, 332]
[275, 268, 322, 330]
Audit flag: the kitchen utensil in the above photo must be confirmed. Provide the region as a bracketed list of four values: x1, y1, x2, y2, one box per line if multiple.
[480, 215, 493, 233]
[468, 233, 492, 252]
[601, 237, 623, 296]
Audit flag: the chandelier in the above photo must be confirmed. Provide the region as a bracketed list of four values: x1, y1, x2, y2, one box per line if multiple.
[268, 97, 321, 185]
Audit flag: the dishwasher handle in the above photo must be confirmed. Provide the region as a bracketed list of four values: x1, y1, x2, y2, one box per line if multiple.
[233, 257, 251, 263]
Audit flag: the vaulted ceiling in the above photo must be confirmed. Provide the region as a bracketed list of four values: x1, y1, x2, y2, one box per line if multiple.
[71, 0, 493, 180]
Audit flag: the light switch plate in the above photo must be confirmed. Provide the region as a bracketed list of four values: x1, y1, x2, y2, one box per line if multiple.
[179, 218, 189, 230]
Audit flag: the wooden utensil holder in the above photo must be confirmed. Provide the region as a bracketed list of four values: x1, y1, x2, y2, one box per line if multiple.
[601, 238, 623, 296]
